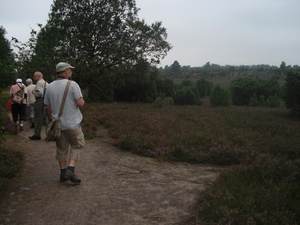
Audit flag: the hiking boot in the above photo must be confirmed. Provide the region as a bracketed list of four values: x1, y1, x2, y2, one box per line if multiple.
[65, 169, 81, 184]
[29, 135, 41, 140]
[60, 173, 69, 182]
[30, 124, 35, 128]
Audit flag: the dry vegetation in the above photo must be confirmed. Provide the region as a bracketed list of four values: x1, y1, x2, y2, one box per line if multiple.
[1, 82, 299, 224]
[80, 97, 300, 224]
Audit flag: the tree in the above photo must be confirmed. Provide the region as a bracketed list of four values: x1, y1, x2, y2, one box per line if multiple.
[0, 26, 15, 90]
[173, 80, 201, 106]
[203, 62, 211, 71]
[196, 78, 213, 98]
[210, 84, 231, 107]
[18, 0, 172, 101]
[280, 61, 286, 71]
[156, 78, 174, 97]
[230, 77, 282, 106]
[283, 71, 300, 117]
[170, 60, 181, 74]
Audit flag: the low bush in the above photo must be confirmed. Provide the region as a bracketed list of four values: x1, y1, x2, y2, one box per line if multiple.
[190, 155, 300, 224]
[210, 84, 231, 107]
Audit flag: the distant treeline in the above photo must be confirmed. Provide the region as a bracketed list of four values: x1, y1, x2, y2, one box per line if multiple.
[158, 61, 300, 75]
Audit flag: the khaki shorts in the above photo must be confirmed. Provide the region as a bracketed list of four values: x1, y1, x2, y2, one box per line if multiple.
[56, 125, 85, 161]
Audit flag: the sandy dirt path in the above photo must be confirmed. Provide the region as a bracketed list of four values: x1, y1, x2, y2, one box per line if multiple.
[0, 123, 220, 225]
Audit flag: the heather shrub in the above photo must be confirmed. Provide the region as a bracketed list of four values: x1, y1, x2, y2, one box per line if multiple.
[190, 155, 300, 224]
[0, 147, 24, 179]
[204, 144, 240, 165]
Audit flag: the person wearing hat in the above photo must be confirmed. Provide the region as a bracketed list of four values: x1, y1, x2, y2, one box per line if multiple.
[9, 78, 28, 131]
[29, 71, 48, 140]
[26, 78, 36, 128]
[44, 62, 85, 184]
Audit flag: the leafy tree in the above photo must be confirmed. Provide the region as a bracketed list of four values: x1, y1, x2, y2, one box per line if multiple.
[170, 60, 181, 74]
[203, 62, 211, 71]
[16, 0, 172, 101]
[179, 79, 194, 88]
[249, 93, 259, 106]
[173, 81, 200, 105]
[156, 78, 174, 97]
[0, 26, 15, 89]
[230, 77, 260, 106]
[196, 78, 213, 98]
[283, 71, 300, 117]
[230, 77, 282, 106]
[173, 87, 200, 106]
[210, 84, 231, 107]
[114, 60, 158, 102]
[280, 61, 286, 71]
[266, 95, 280, 108]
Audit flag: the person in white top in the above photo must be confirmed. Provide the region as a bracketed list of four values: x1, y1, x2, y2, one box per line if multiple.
[29, 72, 48, 140]
[44, 62, 85, 184]
[25, 78, 36, 128]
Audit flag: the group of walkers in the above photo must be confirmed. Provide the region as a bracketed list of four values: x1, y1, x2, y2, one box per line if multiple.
[9, 62, 85, 184]
[9, 72, 47, 136]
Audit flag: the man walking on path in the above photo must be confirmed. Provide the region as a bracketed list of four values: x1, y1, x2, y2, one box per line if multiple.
[26, 78, 36, 128]
[29, 72, 48, 140]
[44, 62, 85, 184]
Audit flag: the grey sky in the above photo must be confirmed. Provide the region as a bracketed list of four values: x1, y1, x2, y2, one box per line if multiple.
[1, 0, 299, 67]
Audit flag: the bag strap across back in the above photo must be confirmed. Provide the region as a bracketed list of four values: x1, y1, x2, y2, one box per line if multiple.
[58, 80, 71, 118]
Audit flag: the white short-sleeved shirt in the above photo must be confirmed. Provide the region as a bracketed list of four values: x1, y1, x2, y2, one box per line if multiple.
[44, 79, 83, 130]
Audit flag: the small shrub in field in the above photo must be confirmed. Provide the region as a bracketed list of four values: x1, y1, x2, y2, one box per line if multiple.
[249, 94, 280, 108]
[156, 98, 164, 108]
[249, 93, 259, 106]
[173, 86, 201, 105]
[210, 84, 231, 107]
[155, 92, 165, 108]
[259, 95, 265, 106]
[266, 95, 280, 108]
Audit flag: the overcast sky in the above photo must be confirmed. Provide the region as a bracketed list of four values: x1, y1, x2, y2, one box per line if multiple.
[1, 0, 299, 67]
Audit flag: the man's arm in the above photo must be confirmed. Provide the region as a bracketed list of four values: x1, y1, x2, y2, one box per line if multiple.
[76, 97, 85, 107]
[33, 80, 44, 98]
[45, 105, 52, 120]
